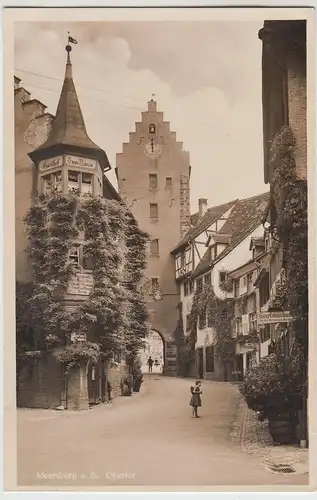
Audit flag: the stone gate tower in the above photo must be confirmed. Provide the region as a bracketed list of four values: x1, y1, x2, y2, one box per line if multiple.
[116, 99, 191, 374]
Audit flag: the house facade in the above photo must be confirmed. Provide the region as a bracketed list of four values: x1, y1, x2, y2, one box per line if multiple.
[228, 236, 271, 380]
[258, 20, 308, 444]
[172, 193, 270, 381]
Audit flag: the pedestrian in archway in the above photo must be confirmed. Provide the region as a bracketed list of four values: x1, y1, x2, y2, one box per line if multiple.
[147, 356, 154, 372]
[154, 358, 159, 369]
[190, 380, 202, 418]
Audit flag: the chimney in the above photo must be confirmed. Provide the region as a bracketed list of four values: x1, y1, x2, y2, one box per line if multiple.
[198, 198, 208, 217]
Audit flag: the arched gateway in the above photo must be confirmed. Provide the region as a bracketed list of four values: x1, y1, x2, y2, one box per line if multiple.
[140, 329, 178, 376]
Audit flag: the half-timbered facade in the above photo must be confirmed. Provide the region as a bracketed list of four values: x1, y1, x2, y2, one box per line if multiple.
[172, 192, 270, 380]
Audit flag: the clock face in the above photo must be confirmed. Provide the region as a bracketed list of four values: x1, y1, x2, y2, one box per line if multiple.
[144, 139, 162, 158]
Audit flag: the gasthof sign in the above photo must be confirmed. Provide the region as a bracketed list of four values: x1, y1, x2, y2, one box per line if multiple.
[257, 311, 293, 325]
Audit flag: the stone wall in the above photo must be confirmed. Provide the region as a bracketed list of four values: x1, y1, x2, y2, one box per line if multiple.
[17, 352, 64, 409]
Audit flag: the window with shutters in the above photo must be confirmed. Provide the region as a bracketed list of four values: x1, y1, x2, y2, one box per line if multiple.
[236, 317, 242, 335]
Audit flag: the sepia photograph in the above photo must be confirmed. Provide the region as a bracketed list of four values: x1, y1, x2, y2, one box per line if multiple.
[3, 6, 315, 492]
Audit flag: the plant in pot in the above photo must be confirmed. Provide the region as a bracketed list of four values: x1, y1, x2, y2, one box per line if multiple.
[239, 348, 303, 445]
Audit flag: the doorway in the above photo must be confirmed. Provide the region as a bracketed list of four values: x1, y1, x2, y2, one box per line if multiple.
[197, 348, 204, 379]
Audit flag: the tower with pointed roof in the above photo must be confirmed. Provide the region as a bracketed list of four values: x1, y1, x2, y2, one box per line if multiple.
[116, 99, 191, 370]
[28, 42, 110, 198]
[15, 41, 122, 409]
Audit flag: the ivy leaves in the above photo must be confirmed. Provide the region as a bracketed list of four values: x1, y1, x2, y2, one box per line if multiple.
[188, 283, 235, 361]
[19, 191, 150, 371]
[270, 126, 308, 358]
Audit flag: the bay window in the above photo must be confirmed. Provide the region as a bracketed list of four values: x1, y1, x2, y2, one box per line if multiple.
[42, 170, 62, 195]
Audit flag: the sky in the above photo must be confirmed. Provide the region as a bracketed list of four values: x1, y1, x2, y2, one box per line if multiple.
[14, 21, 267, 211]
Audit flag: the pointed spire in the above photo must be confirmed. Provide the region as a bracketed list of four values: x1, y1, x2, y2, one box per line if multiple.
[28, 41, 110, 171]
[65, 43, 72, 79]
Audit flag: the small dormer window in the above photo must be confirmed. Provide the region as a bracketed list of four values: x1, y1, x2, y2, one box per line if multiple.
[149, 123, 156, 135]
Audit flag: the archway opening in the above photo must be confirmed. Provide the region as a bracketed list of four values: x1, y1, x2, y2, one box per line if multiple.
[139, 329, 165, 374]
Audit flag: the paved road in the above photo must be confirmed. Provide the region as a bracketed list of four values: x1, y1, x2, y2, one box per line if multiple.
[17, 375, 309, 489]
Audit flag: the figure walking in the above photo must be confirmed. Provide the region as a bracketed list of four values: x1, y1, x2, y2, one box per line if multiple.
[190, 380, 202, 418]
[147, 356, 154, 373]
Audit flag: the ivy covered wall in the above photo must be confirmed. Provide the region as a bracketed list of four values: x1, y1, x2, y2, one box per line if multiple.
[16, 191, 150, 375]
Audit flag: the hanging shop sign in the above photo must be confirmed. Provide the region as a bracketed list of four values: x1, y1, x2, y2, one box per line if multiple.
[257, 311, 293, 326]
[70, 332, 87, 343]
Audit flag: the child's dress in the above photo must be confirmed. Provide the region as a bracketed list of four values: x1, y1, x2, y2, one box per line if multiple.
[189, 386, 202, 407]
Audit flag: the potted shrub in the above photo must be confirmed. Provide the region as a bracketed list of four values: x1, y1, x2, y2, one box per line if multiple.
[239, 349, 303, 445]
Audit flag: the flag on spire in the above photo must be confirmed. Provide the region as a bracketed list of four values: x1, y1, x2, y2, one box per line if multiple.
[68, 34, 78, 44]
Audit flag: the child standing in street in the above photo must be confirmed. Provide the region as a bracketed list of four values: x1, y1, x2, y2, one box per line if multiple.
[190, 380, 202, 418]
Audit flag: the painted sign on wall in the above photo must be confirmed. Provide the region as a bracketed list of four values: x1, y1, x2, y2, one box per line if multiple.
[39, 155, 63, 172]
[257, 311, 293, 325]
[66, 155, 97, 169]
[71, 332, 87, 343]
[67, 273, 94, 296]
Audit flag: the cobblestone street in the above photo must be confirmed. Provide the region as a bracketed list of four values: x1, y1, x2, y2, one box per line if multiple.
[18, 376, 309, 489]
